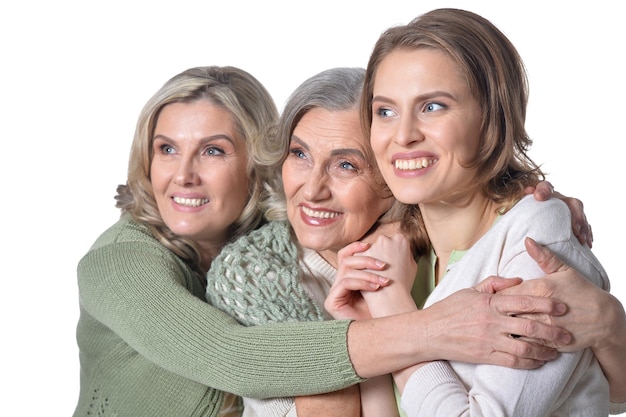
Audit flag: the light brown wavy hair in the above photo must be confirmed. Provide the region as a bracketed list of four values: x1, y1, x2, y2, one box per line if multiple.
[361, 8, 545, 256]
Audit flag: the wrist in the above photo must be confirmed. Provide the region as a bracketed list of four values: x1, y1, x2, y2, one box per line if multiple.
[363, 288, 417, 317]
[593, 294, 626, 352]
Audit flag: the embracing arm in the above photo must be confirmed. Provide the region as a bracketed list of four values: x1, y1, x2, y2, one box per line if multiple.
[501, 238, 626, 404]
[330, 252, 570, 376]
[79, 239, 361, 398]
[348, 214, 606, 415]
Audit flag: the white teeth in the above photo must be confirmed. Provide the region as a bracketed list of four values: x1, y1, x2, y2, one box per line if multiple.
[301, 206, 340, 219]
[395, 157, 438, 170]
[173, 197, 209, 207]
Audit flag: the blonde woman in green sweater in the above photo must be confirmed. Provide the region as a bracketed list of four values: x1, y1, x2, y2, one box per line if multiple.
[75, 65, 602, 417]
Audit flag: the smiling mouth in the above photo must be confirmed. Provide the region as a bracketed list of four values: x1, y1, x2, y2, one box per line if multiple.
[173, 197, 209, 207]
[301, 206, 340, 219]
[395, 157, 438, 170]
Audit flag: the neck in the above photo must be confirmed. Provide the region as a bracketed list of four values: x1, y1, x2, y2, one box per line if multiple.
[316, 249, 339, 269]
[197, 240, 227, 273]
[420, 193, 499, 281]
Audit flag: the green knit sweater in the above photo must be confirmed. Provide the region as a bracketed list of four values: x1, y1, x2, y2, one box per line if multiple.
[74, 214, 361, 417]
[206, 220, 326, 326]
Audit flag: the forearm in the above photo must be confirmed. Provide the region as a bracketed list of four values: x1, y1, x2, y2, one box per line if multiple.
[347, 311, 441, 378]
[295, 386, 361, 417]
[348, 287, 570, 377]
[593, 294, 626, 403]
[360, 375, 399, 417]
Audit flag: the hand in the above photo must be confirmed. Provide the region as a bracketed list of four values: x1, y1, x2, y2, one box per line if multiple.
[526, 180, 593, 247]
[421, 282, 570, 369]
[324, 241, 390, 320]
[358, 234, 418, 317]
[501, 237, 622, 352]
[504, 238, 626, 402]
[358, 233, 417, 294]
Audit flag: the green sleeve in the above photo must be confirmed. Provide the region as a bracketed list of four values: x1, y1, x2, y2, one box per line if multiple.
[78, 234, 362, 398]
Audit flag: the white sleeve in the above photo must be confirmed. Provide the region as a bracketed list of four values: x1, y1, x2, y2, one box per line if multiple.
[610, 401, 626, 415]
[242, 397, 296, 417]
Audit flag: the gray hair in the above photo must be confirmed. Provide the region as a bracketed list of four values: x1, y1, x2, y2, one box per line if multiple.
[263, 67, 369, 220]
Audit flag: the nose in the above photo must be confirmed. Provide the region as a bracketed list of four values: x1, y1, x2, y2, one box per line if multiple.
[394, 113, 424, 147]
[173, 156, 200, 186]
[302, 165, 331, 201]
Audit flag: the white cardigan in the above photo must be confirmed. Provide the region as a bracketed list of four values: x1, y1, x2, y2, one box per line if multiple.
[401, 195, 611, 417]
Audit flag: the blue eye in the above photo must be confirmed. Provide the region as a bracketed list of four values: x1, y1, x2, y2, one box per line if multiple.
[289, 148, 306, 159]
[339, 161, 356, 170]
[160, 144, 176, 154]
[425, 102, 444, 112]
[376, 107, 396, 118]
[205, 146, 225, 156]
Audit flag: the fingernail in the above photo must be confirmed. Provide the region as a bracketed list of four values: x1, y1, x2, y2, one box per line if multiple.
[556, 303, 567, 314]
[374, 260, 386, 268]
[369, 283, 381, 290]
[378, 276, 390, 285]
[560, 332, 572, 345]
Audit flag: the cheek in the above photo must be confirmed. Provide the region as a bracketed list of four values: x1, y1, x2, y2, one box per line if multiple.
[345, 183, 388, 220]
[369, 127, 385, 153]
[281, 163, 299, 200]
[226, 166, 250, 207]
[150, 161, 168, 194]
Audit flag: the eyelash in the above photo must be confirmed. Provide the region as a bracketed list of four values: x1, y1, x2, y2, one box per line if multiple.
[204, 146, 225, 156]
[339, 160, 357, 170]
[374, 101, 446, 117]
[288, 147, 361, 172]
[157, 144, 226, 156]
[289, 148, 306, 159]
[375, 107, 395, 118]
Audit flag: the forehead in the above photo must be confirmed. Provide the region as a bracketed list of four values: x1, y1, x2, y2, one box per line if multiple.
[293, 107, 366, 152]
[156, 100, 236, 131]
[376, 48, 466, 89]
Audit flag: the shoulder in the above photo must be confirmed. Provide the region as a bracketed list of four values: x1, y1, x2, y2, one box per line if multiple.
[500, 195, 571, 239]
[207, 221, 325, 324]
[508, 194, 570, 219]
[207, 221, 299, 289]
[217, 220, 298, 266]
[88, 213, 160, 250]
[78, 214, 195, 292]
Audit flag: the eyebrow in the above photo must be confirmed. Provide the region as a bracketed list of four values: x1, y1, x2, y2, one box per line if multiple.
[153, 134, 235, 145]
[372, 90, 456, 104]
[290, 135, 366, 160]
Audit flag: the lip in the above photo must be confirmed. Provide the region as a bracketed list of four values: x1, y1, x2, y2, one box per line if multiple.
[298, 204, 342, 227]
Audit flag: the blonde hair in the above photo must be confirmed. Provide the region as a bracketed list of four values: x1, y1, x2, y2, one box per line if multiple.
[115, 66, 278, 275]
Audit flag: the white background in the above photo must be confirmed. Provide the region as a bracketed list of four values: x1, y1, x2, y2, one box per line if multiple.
[1, 1, 623, 415]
